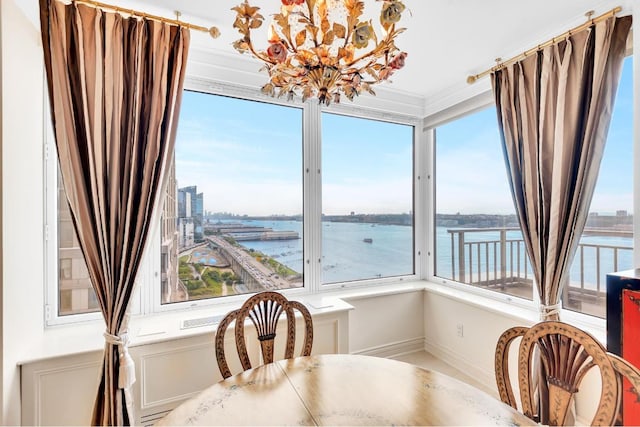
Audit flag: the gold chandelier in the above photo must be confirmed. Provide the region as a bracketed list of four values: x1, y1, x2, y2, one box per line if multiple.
[231, 0, 407, 105]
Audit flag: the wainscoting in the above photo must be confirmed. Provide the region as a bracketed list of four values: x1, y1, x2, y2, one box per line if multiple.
[21, 307, 352, 426]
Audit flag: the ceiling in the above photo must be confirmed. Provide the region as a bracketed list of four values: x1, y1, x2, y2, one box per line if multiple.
[19, 0, 630, 104]
[132, 0, 628, 100]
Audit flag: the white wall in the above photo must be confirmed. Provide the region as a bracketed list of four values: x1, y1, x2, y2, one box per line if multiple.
[1, 0, 47, 424]
[422, 288, 617, 424]
[346, 290, 425, 357]
[423, 291, 529, 388]
[21, 308, 350, 425]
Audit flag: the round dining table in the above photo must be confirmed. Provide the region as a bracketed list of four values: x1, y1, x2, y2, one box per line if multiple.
[156, 353, 535, 426]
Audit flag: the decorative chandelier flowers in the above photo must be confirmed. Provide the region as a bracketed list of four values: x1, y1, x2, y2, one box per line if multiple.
[231, 0, 407, 105]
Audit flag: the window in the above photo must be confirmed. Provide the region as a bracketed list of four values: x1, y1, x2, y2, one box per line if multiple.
[321, 113, 415, 284]
[162, 91, 304, 304]
[433, 55, 635, 314]
[433, 106, 532, 300]
[49, 82, 421, 321]
[57, 171, 99, 316]
[563, 55, 634, 318]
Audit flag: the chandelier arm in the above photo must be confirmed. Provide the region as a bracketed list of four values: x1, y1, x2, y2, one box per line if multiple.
[345, 26, 403, 68]
[346, 43, 389, 68]
[343, 24, 354, 49]
[245, 34, 277, 64]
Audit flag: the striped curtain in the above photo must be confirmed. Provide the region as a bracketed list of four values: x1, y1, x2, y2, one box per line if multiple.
[491, 14, 631, 424]
[39, 0, 190, 424]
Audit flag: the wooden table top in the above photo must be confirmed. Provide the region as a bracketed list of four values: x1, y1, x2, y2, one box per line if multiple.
[157, 354, 536, 426]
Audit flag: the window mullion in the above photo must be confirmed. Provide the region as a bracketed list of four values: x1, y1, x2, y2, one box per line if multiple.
[305, 101, 322, 294]
[420, 126, 435, 280]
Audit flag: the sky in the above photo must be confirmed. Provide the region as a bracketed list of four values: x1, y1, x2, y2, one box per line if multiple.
[436, 56, 634, 216]
[175, 93, 304, 216]
[174, 92, 413, 216]
[175, 57, 633, 217]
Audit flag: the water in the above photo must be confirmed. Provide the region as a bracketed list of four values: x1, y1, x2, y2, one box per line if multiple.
[215, 220, 633, 288]
[321, 221, 413, 283]
[217, 219, 413, 283]
[234, 220, 304, 270]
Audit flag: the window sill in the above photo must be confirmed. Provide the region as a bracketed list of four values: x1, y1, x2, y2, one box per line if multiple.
[22, 281, 424, 365]
[22, 279, 606, 365]
[422, 281, 606, 344]
[19, 294, 354, 366]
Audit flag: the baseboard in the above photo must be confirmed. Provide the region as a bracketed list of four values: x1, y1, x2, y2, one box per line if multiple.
[423, 339, 496, 391]
[351, 337, 425, 359]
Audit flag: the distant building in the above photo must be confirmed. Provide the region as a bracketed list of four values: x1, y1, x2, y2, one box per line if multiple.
[178, 218, 195, 248]
[195, 192, 204, 240]
[177, 189, 191, 219]
[178, 185, 204, 242]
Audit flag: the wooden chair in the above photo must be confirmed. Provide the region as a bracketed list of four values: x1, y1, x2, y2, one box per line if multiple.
[495, 321, 623, 426]
[214, 291, 313, 379]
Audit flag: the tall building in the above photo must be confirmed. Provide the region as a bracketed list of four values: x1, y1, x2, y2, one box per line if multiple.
[161, 159, 184, 304]
[178, 185, 204, 242]
[194, 192, 204, 240]
[177, 189, 191, 219]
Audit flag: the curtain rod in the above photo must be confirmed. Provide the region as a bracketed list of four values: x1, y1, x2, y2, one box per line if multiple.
[72, 0, 221, 38]
[466, 6, 622, 84]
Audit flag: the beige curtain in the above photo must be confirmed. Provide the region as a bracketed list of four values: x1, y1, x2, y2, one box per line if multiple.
[39, 0, 190, 424]
[491, 15, 631, 424]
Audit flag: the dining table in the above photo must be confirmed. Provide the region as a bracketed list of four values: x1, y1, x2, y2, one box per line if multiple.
[156, 353, 536, 426]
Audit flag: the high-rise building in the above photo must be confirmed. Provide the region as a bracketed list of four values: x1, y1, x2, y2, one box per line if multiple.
[178, 185, 204, 242]
[194, 192, 204, 241]
[161, 159, 184, 304]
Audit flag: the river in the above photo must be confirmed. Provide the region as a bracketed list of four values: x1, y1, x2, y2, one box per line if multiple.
[220, 220, 633, 287]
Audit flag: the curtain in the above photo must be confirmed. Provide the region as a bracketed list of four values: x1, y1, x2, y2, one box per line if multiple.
[491, 15, 631, 424]
[39, 0, 190, 424]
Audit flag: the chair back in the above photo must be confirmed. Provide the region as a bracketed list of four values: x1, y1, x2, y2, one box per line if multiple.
[495, 321, 619, 426]
[215, 291, 313, 379]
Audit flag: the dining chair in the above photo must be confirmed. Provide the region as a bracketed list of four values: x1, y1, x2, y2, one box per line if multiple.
[494, 320, 640, 426]
[214, 291, 313, 379]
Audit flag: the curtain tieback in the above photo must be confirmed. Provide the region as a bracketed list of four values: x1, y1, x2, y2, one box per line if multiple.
[104, 331, 136, 389]
[539, 303, 561, 320]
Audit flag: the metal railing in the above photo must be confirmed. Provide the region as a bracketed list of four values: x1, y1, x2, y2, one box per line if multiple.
[445, 227, 633, 305]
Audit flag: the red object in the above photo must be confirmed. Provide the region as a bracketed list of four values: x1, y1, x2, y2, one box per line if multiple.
[622, 289, 640, 425]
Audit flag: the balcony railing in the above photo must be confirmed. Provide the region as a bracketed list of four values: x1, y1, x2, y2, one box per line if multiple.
[443, 227, 633, 317]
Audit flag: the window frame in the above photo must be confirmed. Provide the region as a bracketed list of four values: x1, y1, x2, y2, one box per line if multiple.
[426, 51, 636, 329]
[425, 94, 538, 314]
[318, 107, 421, 288]
[44, 77, 425, 325]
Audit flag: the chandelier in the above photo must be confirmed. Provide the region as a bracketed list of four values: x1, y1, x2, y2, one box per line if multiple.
[231, 0, 407, 105]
